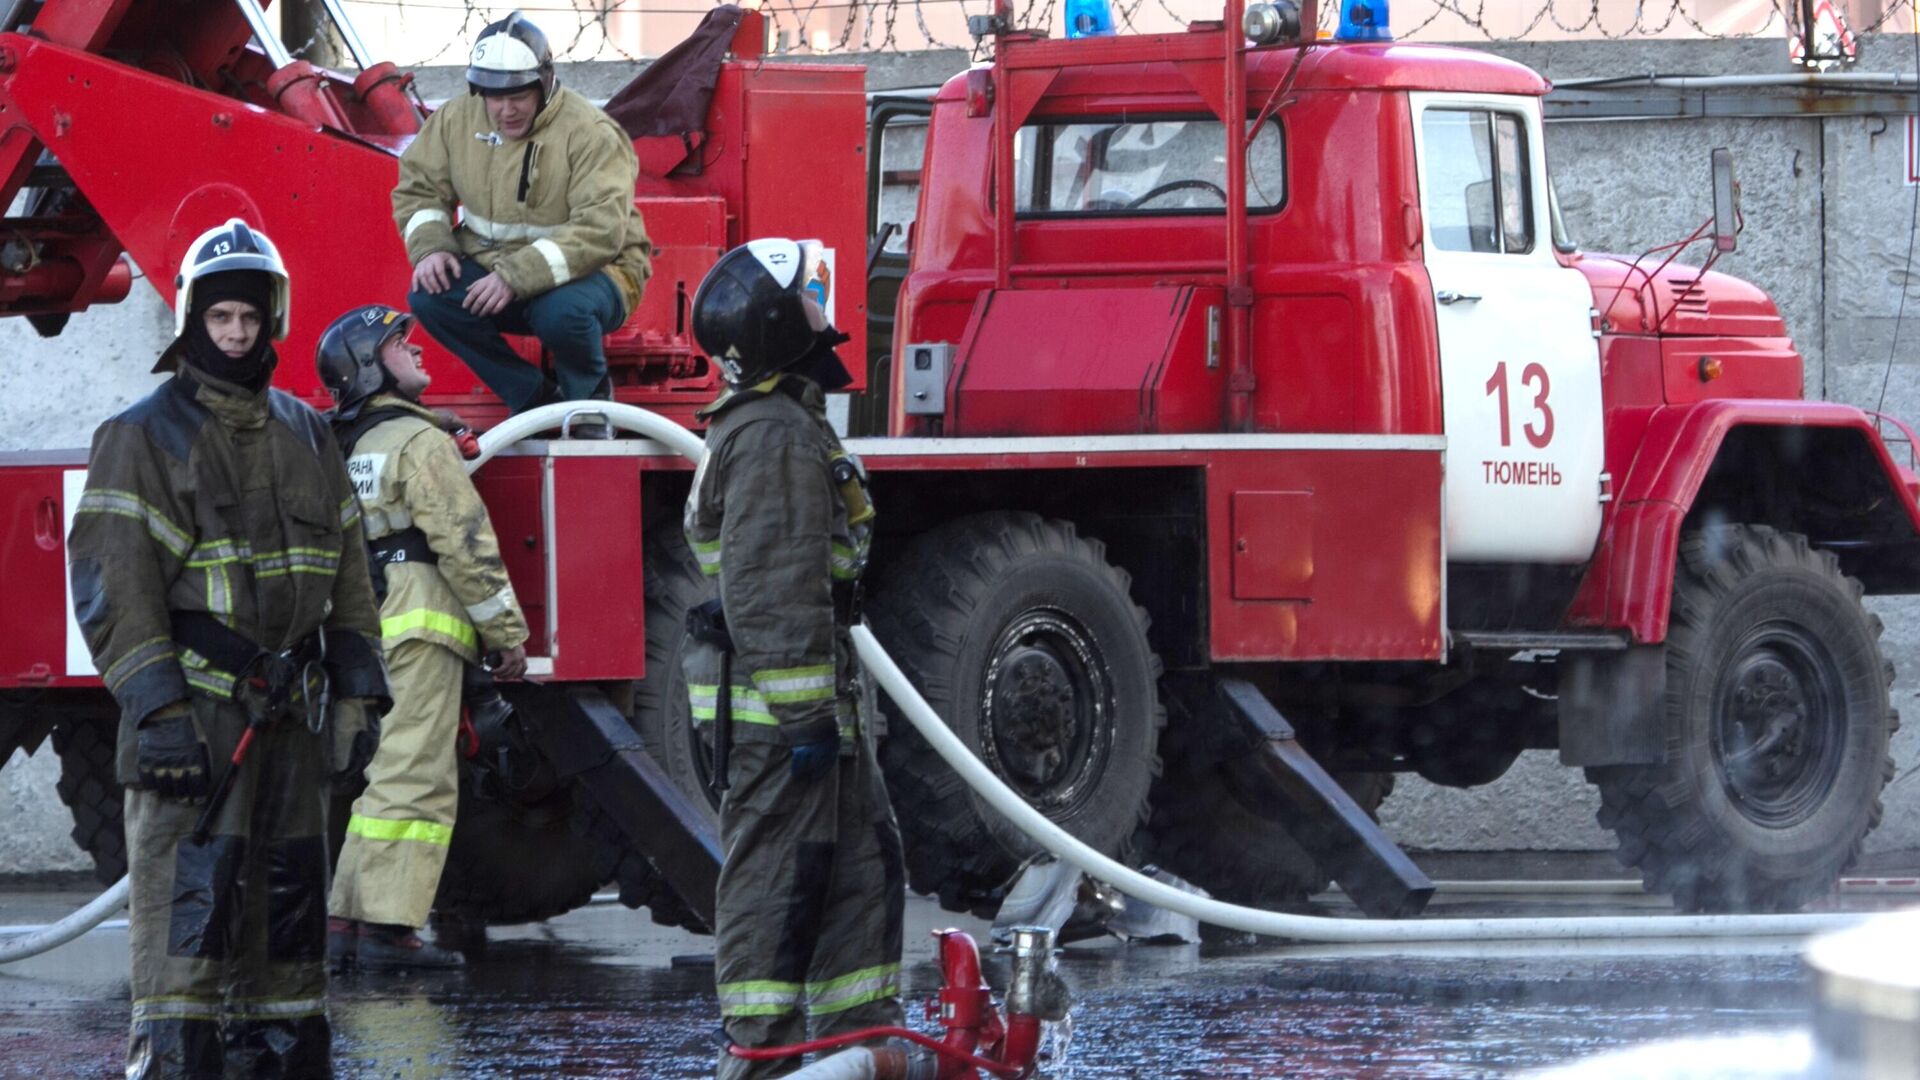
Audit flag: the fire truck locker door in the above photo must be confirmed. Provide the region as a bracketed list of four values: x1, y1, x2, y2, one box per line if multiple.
[1410, 93, 1604, 563]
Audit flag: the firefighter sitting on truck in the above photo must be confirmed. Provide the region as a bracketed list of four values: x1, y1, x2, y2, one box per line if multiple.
[67, 218, 390, 1080]
[392, 11, 652, 425]
[683, 239, 906, 1079]
[316, 304, 531, 972]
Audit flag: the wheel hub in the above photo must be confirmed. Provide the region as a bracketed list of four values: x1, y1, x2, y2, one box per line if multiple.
[1713, 625, 1846, 828]
[992, 646, 1077, 785]
[979, 610, 1113, 812]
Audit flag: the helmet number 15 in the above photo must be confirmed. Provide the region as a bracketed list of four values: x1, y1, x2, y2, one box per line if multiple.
[1485, 361, 1554, 449]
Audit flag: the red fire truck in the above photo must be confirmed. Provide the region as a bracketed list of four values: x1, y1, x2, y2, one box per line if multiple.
[0, 0, 1911, 928]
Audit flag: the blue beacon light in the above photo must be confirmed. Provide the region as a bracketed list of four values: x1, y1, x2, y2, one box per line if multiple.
[1336, 0, 1392, 41]
[1065, 0, 1115, 38]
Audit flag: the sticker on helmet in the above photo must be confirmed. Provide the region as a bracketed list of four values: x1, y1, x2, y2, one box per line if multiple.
[800, 244, 837, 327]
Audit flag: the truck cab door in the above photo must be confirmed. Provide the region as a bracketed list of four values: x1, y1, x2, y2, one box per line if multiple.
[1410, 93, 1604, 563]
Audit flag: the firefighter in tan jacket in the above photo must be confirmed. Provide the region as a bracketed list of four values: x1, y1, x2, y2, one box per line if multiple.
[316, 305, 530, 971]
[393, 12, 651, 418]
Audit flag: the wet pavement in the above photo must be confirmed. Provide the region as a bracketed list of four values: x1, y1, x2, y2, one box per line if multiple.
[0, 878, 1909, 1079]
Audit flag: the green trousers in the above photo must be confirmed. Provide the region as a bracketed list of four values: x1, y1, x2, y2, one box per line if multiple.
[125, 700, 332, 1080]
[328, 638, 463, 929]
[713, 733, 907, 1080]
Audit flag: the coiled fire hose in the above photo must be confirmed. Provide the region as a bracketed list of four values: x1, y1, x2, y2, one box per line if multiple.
[0, 400, 1870, 965]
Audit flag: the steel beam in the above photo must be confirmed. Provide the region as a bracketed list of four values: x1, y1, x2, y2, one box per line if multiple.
[524, 684, 721, 929]
[1213, 678, 1435, 919]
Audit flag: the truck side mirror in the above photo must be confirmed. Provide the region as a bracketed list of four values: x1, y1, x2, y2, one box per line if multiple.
[1711, 147, 1739, 253]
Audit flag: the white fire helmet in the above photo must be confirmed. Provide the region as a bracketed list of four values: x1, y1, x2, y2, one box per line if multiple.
[171, 218, 291, 342]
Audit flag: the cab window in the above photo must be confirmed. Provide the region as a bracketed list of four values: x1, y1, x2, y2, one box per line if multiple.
[1422, 109, 1533, 254]
[1015, 117, 1285, 216]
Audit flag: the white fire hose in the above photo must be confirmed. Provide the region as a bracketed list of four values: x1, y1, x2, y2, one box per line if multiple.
[0, 400, 1870, 964]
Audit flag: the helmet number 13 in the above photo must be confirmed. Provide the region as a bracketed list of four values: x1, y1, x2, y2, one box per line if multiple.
[1486, 361, 1554, 449]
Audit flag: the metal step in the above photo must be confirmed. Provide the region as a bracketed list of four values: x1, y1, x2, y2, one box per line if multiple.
[1214, 678, 1434, 919]
[522, 685, 721, 929]
[1453, 630, 1630, 652]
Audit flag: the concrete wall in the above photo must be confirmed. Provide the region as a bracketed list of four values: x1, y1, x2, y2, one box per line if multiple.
[8, 36, 1920, 872]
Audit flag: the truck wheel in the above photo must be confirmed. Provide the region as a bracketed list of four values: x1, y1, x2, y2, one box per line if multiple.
[51, 707, 126, 885]
[1400, 678, 1536, 789]
[626, 519, 718, 931]
[633, 521, 721, 818]
[1587, 525, 1897, 912]
[435, 780, 621, 925]
[1143, 685, 1394, 906]
[869, 512, 1164, 917]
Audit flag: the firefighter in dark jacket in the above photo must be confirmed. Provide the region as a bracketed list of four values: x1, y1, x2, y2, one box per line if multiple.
[683, 239, 904, 1079]
[67, 219, 389, 1080]
[315, 304, 530, 971]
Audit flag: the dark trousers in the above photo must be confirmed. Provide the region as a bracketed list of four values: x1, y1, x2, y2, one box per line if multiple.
[712, 733, 906, 1080]
[408, 257, 625, 412]
[126, 700, 333, 1080]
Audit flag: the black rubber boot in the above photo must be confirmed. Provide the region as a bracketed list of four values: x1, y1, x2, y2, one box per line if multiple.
[327, 918, 358, 973]
[516, 377, 565, 415]
[357, 922, 467, 972]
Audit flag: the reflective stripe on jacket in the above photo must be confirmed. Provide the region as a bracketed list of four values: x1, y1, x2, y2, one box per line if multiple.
[392, 87, 652, 316]
[346, 395, 529, 662]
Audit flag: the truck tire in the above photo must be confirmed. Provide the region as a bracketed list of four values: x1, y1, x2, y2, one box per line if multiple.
[434, 779, 620, 925]
[1143, 686, 1394, 907]
[51, 710, 126, 885]
[869, 512, 1164, 917]
[1587, 525, 1897, 912]
[633, 521, 720, 818]
[449, 518, 708, 934]
[627, 519, 718, 931]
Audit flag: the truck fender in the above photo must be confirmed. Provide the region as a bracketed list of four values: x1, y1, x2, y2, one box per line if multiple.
[1567, 398, 1920, 646]
[1558, 400, 1920, 767]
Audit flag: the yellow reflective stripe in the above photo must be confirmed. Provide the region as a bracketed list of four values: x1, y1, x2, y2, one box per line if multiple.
[807, 962, 902, 1014]
[380, 608, 479, 649]
[829, 539, 868, 581]
[690, 538, 723, 577]
[252, 548, 342, 578]
[340, 496, 361, 529]
[687, 684, 779, 725]
[227, 997, 328, 1020]
[754, 664, 836, 704]
[132, 996, 224, 1023]
[77, 489, 191, 558]
[179, 651, 237, 700]
[717, 979, 803, 1017]
[104, 636, 176, 692]
[346, 814, 452, 846]
[185, 538, 251, 567]
[135, 994, 326, 1022]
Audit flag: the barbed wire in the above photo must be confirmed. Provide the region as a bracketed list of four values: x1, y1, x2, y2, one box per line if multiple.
[342, 0, 1920, 62]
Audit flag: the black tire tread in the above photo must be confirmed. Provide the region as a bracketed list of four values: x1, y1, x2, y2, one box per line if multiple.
[869, 511, 1166, 917]
[1586, 524, 1897, 912]
[51, 707, 126, 885]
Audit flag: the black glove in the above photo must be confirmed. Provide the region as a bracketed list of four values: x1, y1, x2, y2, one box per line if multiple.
[789, 735, 838, 784]
[136, 706, 211, 801]
[331, 702, 381, 790]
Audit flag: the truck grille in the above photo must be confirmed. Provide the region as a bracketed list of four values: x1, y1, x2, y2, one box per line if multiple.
[1667, 278, 1710, 314]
